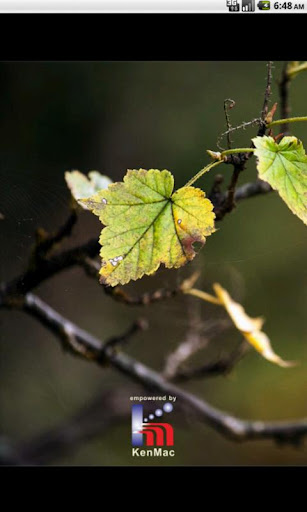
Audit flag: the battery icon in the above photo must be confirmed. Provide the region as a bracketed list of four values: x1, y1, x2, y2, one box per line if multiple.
[257, 0, 270, 8]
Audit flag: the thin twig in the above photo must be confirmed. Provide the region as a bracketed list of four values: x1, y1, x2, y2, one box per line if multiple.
[15, 292, 307, 446]
[216, 118, 261, 150]
[163, 318, 231, 381]
[103, 318, 148, 350]
[77, 257, 201, 306]
[33, 210, 78, 260]
[257, 61, 273, 136]
[224, 99, 236, 149]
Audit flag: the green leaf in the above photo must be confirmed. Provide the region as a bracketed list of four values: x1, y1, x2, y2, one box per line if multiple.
[65, 170, 112, 209]
[252, 136, 307, 225]
[81, 168, 215, 286]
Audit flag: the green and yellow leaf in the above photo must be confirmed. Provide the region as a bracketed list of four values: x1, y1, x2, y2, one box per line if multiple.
[65, 170, 112, 209]
[81, 168, 215, 286]
[252, 135, 307, 225]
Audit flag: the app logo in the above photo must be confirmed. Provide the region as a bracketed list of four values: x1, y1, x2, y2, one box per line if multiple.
[242, 0, 255, 10]
[257, 0, 270, 8]
[131, 402, 174, 447]
[226, 0, 240, 11]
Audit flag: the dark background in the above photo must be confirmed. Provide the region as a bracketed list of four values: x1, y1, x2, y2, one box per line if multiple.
[0, 60, 306, 465]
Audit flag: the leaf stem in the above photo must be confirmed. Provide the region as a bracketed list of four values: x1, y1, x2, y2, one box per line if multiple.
[287, 62, 307, 78]
[184, 160, 223, 187]
[267, 116, 307, 128]
[221, 148, 255, 157]
[184, 288, 222, 306]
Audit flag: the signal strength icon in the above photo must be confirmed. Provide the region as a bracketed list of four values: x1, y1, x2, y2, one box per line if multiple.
[242, 0, 255, 10]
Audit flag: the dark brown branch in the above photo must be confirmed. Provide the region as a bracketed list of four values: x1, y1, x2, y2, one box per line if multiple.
[16, 292, 307, 446]
[33, 209, 78, 260]
[82, 257, 199, 306]
[219, 160, 246, 218]
[0, 178, 272, 313]
[212, 63, 273, 219]
[0, 237, 100, 308]
[234, 179, 272, 202]
[105, 285, 180, 306]
[210, 151, 250, 221]
[105, 282, 185, 306]
[213, 176, 273, 221]
[210, 175, 272, 221]
[11, 386, 137, 465]
[172, 340, 249, 382]
[209, 174, 225, 211]
[0, 232, 198, 311]
[279, 62, 291, 134]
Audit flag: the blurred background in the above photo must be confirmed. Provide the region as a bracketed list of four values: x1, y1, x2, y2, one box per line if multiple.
[0, 61, 306, 465]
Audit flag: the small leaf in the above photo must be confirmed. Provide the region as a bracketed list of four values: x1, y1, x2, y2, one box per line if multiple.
[213, 283, 295, 368]
[286, 61, 307, 79]
[243, 331, 295, 368]
[213, 283, 264, 332]
[65, 170, 112, 209]
[252, 136, 307, 225]
[82, 168, 215, 286]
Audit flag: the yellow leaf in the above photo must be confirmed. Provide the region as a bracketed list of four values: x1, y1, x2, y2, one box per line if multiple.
[213, 283, 263, 332]
[212, 283, 295, 368]
[244, 331, 295, 368]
